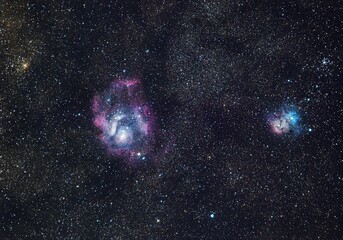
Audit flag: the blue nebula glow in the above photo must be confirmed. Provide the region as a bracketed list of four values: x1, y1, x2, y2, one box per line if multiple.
[285, 111, 299, 125]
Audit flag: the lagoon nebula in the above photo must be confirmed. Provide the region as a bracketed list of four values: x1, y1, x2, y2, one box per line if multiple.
[92, 79, 155, 161]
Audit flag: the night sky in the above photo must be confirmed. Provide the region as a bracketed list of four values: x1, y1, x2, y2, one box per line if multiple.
[1, 0, 342, 239]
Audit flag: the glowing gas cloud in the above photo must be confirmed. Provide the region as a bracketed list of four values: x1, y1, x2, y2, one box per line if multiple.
[92, 79, 156, 161]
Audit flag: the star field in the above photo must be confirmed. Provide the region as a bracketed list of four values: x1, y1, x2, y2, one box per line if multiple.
[0, 1, 342, 239]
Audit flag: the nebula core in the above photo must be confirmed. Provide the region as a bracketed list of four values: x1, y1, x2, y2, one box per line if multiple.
[92, 79, 155, 160]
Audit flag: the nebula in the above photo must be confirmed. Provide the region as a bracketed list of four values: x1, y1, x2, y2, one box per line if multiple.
[92, 79, 155, 160]
[267, 107, 301, 136]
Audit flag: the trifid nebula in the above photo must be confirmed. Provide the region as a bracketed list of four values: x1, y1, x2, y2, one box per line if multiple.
[0, 1, 342, 239]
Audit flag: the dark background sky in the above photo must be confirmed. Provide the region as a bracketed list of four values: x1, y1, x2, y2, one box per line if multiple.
[0, 0, 342, 239]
